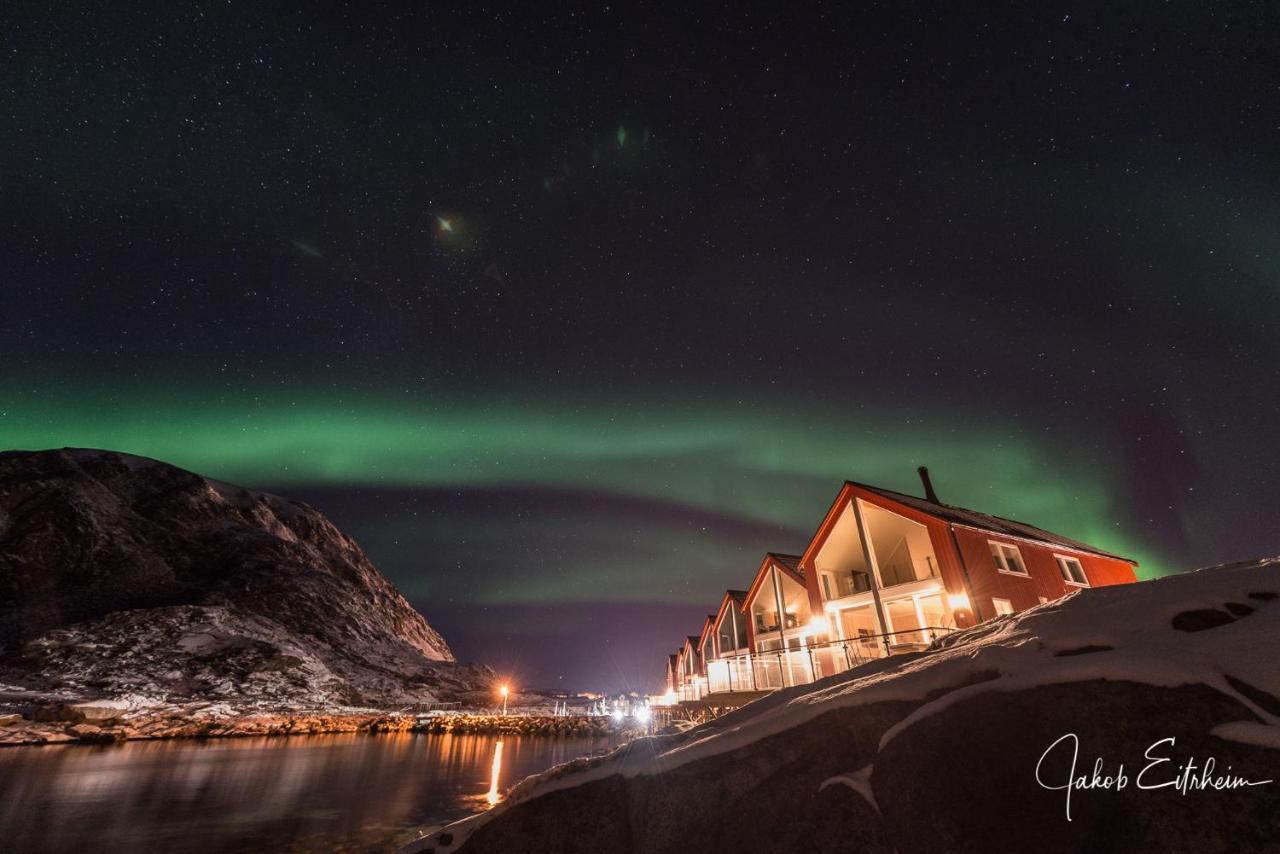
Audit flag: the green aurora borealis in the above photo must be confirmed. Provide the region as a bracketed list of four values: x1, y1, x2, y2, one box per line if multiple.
[6, 2, 1279, 692]
[4, 376, 1164, 587]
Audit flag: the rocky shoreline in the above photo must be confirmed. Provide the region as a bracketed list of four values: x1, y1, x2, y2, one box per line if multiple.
[0, 703, 641, 747]
[414, 712, 635, 737]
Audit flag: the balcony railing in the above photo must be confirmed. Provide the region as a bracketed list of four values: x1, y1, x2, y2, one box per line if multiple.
[703, 627, 954, 695]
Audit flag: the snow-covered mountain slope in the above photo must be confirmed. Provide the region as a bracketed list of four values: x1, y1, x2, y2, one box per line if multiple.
[414, 558, 1280, 854]
[0, 448, 491, 707]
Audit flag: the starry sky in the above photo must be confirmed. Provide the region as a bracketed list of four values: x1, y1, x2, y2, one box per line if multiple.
[3, 3, 1278, 692]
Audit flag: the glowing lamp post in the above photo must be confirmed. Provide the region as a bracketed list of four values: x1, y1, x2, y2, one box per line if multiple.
[499, 684, 509, 716]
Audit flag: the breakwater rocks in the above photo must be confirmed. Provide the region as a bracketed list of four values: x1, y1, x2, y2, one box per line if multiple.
[413, 713, 641, 737]
[0, 704, 642, 746]
[0, 703, 416, 746]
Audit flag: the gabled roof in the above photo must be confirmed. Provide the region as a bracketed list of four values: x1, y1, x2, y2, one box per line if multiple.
[847, 480, 1138, 564]
[743, 552, 806, 610]
[712, 589, 750, 648]
[697, 614, 717, 648]
[771, 553, 802, 575]
[712, 589, 748, 629]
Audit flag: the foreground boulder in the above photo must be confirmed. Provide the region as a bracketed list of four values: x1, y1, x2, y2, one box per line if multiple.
[411, 559, 1280, 854]
[0, 448, 492, 709]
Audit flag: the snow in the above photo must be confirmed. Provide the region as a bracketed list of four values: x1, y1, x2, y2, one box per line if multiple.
[819, 764, 879, 815]
[413, 558, 1280, 853]
[1211, 721, 1280, 751]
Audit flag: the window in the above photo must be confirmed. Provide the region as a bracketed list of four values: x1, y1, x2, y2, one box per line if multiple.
[992, 597, 1014, 616]
[1055, 555, 1089, 586]
[989, 541, 1027, 575]
[821, 574, 833, 600]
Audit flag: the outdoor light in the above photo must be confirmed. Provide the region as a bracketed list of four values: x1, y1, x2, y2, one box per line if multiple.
[611, 708, 625, 722]
[499, 683, 509, 716]
[808, 616, 831, 637]
[633, 706, 651, 723]
[662, 690, 677, 705]
[947, 593, 971, 612]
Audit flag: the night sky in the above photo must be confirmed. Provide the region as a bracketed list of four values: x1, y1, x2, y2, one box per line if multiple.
[4, 4, 1278, 693]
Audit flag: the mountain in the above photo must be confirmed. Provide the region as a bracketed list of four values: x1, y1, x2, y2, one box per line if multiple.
[411, 558, 1280, 854]
[0, 448, 491, 709]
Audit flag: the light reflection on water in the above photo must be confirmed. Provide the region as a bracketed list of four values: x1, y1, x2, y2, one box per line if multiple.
[485, 739, 504, 806]
[0, 731, 618, 853]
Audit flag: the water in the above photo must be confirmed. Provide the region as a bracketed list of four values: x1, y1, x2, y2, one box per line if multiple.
[0, 732, 621, 853]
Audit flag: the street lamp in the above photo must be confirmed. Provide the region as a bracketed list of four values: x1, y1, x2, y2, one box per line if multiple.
[499, 684, 509, 716]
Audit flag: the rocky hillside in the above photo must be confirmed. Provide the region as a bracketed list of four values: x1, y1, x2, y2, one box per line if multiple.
[412, 558, 1280, 854]
[0, 448, 491, 709]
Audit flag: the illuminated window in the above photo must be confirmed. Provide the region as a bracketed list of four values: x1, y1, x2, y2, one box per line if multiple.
[989, 541, 1027, 575]
[1055, 555, 1089, 586]
[992, 597, 1014, 616]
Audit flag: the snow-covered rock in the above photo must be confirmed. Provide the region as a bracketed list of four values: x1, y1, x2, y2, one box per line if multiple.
[411, 558, 1280, 854]
[0, 448, 492, 708]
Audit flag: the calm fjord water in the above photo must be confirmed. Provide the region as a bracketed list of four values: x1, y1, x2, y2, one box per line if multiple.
[0, 731, 620, 853]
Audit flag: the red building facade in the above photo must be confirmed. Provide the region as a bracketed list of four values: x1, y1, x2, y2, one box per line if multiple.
[664, 468, 1139, 702]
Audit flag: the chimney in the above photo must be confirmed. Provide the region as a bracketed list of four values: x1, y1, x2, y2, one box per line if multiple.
[918, 466, 940, 504]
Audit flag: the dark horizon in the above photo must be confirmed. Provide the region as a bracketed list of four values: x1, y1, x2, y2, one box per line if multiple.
[5, 3, 1279, 693]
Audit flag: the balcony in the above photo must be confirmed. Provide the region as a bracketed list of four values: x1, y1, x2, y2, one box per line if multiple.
[704, 627, 953, 695]
[752, 611, 801, 635]
[821, 569, 872, 600]
[878, 547, 939, 587]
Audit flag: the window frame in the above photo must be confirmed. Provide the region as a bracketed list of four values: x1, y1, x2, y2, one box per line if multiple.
[991, 597, 1015, 616]
[1054, 554, 1090, 587]
[988, 540, 1029, 576]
